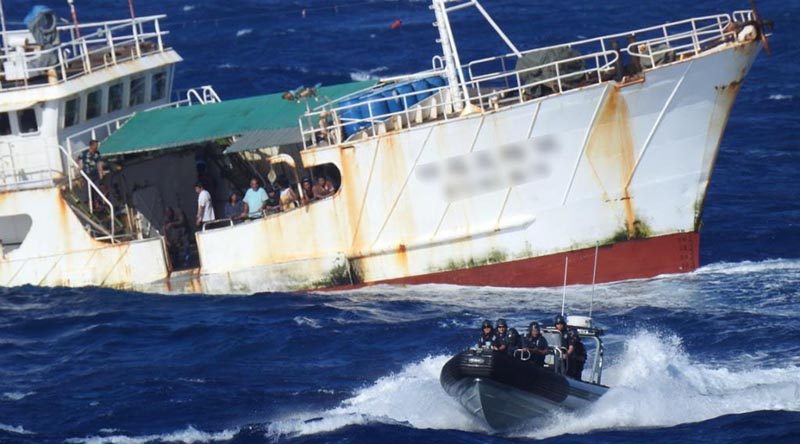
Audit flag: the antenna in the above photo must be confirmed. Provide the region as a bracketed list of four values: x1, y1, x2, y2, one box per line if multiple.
[589, 241, 599, 317]
[66, 0, 81, 38]
[0, 0, 7, 57]
[561, 256, 568, 316]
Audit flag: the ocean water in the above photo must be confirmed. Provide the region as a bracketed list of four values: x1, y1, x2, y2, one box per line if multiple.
[1, 0, 800, 443]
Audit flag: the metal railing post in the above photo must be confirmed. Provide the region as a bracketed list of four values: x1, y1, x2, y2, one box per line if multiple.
[105, 23, 117, 65]
[154, 18, 164, 52]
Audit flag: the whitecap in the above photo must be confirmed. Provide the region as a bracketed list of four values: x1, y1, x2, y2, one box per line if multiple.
[349, 66, 390, 81]
[266, 355, 486, 438]
[182, 5, 195, 12]
[2, 391, 34, 401]
[0, 423, 33, 434]
[65, 425, 237, 444]
[519, 331, 800, 439]
[236, 29, 252, 38]
[293, 316, 322, 329]
[768, 94, 792, 101]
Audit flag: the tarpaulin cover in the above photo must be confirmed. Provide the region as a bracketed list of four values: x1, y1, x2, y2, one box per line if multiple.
[515, 46, 585, 97]
[100, 80, 375, 156]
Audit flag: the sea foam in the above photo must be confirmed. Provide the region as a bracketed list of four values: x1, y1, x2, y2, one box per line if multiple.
[267, 331, 800, 439]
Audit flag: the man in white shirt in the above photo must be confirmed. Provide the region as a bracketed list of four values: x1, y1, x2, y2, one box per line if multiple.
[195, 182, 215, 227]
[242, 178, 268, 219]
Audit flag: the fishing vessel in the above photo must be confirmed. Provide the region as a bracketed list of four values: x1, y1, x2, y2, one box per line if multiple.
[0, 1, 770, 293]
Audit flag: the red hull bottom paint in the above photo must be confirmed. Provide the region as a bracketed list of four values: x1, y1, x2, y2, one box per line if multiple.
[352, 232, 699, 289]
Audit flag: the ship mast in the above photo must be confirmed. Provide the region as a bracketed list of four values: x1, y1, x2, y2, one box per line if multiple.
[430, 0, 523, 113]
[0, 0, 8, 56]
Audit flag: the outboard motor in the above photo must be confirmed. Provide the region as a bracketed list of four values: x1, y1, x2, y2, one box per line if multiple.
[24, 5, 60, 68]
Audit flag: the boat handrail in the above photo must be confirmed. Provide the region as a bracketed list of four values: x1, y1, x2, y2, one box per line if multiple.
[299, 48, 618, 148]
[465, 13, 733, 81]
[0, 15, 169, 92]
[513, 348, 531, 361]
[57, 144, 116, 243]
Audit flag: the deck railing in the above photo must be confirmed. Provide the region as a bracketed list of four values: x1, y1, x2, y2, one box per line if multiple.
[57, 145, 116, 242]
[300, 11, 748, 149]
[299, 49, 618, 148]
[0, 15, 168, 91]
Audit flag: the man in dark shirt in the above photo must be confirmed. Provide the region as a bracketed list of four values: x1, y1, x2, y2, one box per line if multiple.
[265, 186, 281, 214]
[521, 322, 549, 366]
[554, 314, 568, 344]
[477, 319, 493, 348]
[78, 139, 103, 182]
[492, 318, 509, 352]
[566, 328, 587, 380]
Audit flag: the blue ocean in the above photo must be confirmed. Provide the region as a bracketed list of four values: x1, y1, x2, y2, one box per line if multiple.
[1, 0, 799, 443]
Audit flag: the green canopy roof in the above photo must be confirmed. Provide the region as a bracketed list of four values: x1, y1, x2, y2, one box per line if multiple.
[100, 80, 375, 156]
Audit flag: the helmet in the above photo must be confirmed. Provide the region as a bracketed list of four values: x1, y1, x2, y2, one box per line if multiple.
[481, 319, 493, 329]
[495, 318, 508, 328]
[529, 321, 540, 333]
[554, 314, 567, 326]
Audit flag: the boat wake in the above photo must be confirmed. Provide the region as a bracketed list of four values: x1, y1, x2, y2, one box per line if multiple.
[267, 331, 800, 439]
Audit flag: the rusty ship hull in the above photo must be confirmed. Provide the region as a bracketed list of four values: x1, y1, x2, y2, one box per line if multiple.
[181, 39, 759, 294]
[0, 5, 765, 294]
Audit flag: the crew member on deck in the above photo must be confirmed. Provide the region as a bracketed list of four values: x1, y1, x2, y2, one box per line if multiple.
[566, 328, 587, 380]
[554, 314, 568, 344]
[492, 318, 509, 352]
[507, 327, 521, 355]
[521, 322, 549, 366]
[477, 319, 493, 348]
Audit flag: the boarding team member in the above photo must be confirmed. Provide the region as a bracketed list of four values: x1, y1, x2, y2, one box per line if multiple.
[521, 322, 549, 367]
[566, 328, 587, 380]
[477, 319, 493, 348]
[492, 319, 509, 352]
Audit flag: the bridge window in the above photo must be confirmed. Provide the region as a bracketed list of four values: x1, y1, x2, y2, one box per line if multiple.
[64, 97, 80, 128]
[151, 72, 167, 101]
[86, 89, 103, 120]
[17, 108, 38, 134]
[0, 214, 32, 255]
[130, 76, 146, 106]
[0, 113, 10, 135]
[108, 82, 124, 112]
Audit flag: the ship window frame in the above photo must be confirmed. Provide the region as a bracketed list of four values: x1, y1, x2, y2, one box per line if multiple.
[64, 96, 81, 128]
[0, 112, 11, 136]
[0, 213, 33, 256]
[129, 76, 146, 107]
[108, 82, 124, 113]
[151, 71, 167, 102]
[85, 89, 103, 120]
[16, 108, 39, 134]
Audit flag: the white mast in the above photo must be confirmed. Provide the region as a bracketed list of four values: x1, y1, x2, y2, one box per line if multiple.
[431, 0, 467, 112]
[0, 0, 8, 56]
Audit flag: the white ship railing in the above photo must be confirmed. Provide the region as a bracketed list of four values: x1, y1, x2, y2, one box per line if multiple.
[299, 49, 618, 148]
[0, 15, 168, 91]
[300, 11, 746, 149]
[57, 145, 116, 242]
[466, 14, 733, 83]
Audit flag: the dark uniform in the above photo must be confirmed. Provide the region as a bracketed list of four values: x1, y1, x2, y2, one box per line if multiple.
[492, 330, 509, 351]
[506, 328, 521, 355]
[492, 318, 509, 352]
[477, 319, 493, 348]
[522, 334, 548, 366]
[566, 329, 587, 380]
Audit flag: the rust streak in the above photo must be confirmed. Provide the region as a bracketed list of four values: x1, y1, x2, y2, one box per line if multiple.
[585, 87, 638, 235]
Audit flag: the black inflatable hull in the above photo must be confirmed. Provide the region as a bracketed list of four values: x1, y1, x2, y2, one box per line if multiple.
[440, 350, 608, 429]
